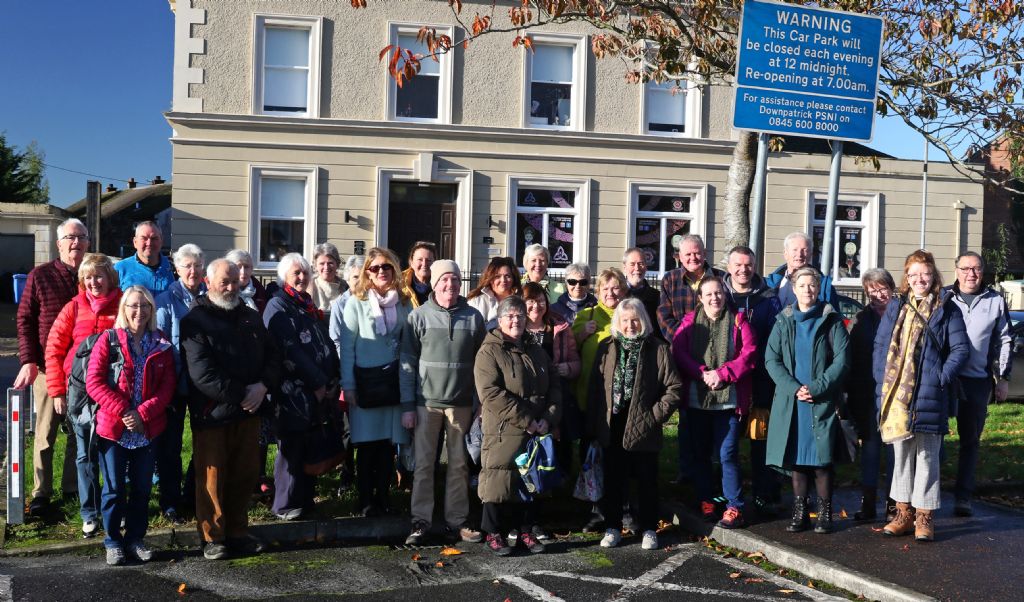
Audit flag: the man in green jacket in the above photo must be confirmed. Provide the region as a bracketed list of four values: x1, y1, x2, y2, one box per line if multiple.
[400, 260, 486, 545]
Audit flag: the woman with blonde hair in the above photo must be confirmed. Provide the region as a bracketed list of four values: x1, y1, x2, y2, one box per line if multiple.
[872, 250, 968, 541]
[339, 247, 412, 516]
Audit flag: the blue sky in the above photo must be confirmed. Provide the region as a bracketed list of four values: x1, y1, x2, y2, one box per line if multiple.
[1, 2, 937, 208]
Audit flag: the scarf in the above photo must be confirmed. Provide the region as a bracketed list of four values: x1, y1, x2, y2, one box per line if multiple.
[283, 284, 323, 321]
[313, 277, 342, 311]
[879, 295, 935, 443]
[368, 288, 400, 336]
[612, 334, 644, 415]
[239, 281, 257, 310]
[690, 306, 734, 408]
[85, 290, 114, 314]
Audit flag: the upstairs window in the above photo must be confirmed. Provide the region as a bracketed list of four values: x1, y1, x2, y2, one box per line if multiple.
[524, 35, 586, 131]
[642, 77, 702, 137]
[253, 15, 322, 117]
[387, 24, 453, 123]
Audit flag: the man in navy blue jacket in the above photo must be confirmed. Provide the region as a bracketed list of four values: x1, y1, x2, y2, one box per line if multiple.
[764, 232, 839, 309]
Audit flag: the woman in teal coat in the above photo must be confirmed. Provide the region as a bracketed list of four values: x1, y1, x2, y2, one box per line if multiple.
[765, 267, 848, 534]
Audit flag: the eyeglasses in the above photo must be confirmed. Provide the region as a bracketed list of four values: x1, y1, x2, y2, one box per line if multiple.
[565, 279, 589, 287]
[957, 266, 982, 274]
[125, 303, 152, 311]
[60, 234, 89, 242]
[500, 313, 525, 322]
[367, 264, 394, 274]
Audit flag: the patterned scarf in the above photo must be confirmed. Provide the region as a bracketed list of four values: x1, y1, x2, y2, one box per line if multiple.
[612, 334, 644, 415]
[690, 306, 735, 408]
[879, 295, 935, 443]
[283, 284, 323, 321]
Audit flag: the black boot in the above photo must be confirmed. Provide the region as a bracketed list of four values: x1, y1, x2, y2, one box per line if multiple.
[814, 498, 833, 534]
[787, 496, 810, 532]
[853, 488, 877, 521]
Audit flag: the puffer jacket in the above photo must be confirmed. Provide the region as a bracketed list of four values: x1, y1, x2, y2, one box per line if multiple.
[872, 292, 969, 435]
[44, 288, 122, 398]
[586, 335, 681, 452]
[550, 313, 581, 380]
[85, 328, 174, 442]
[474, 328, 562, 504]
[671, 308, 757, 414]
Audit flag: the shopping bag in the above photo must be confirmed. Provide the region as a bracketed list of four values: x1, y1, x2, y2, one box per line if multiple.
[572, 442, 604, 502]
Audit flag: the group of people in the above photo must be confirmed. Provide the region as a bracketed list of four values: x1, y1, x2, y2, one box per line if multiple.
[15, 218, 1008, 566]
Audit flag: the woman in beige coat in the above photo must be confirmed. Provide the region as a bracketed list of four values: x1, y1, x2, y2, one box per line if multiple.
[474, 296, 561, 557]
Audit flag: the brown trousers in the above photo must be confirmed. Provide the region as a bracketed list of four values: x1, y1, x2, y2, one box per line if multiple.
[193, 416, 260, 543]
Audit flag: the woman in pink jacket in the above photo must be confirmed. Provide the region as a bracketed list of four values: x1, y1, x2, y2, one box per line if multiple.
[672, 277, 757, 529]
[85, 285, 175, 566]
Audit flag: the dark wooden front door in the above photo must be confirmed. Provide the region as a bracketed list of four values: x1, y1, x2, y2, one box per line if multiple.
[387, 182, 458, 267]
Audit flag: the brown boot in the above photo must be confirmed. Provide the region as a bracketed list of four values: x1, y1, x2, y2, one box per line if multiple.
[883, 502, 915, 536]
[914, 509, 934, 542]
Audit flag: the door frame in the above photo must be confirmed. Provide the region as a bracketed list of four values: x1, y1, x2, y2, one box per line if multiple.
[376, 167, 472, 270]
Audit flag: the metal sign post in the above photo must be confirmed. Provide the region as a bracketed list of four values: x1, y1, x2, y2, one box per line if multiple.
[7, 388, 27, 525]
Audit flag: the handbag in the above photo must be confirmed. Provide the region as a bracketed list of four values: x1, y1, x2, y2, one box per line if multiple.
[354, 359, 401, 409]
[748, 406, 769, 441]
[572, 442, 604, 502]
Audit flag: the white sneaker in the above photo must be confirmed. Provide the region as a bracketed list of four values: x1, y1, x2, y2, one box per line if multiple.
[599, 528, 621, 548]
[82, 519, 99, 538]
[641, 530, 659, 550]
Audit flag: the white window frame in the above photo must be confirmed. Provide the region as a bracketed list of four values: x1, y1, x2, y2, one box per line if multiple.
[252, 14, 323, 118]
[249, 165, 319, 269]
[522, 33, 587, 132]
[385, 23, 454, 124]
[376, 167, 473, 269]
[506, 176, 591, 275]
[639, 75, 703, 138]
[805, 190, 880, 288]
[626, 181, 708, 278]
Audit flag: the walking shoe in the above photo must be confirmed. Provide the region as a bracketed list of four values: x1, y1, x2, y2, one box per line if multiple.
[27, 496, 49, 517]
[621, 513, 638, 535]
[275, 508, 303, 521]
[127, 541, 154, 562]
[814, 498, 833, 534]
[105, 545, 126, 566]
[599, 528, 622, 548]
[163, 509, 186, 526]
[531, 525, 551, 541]
[485, 533, 511, 556]
[519, 531, 546, 554]
[914, 509, 934, 541]
[954, 500, 973, 517]
[718, 506, 747, 529]
[203, 542, 229, 560]
[82, 519, 99, 538]
[406, 520, 430, 546]
[582, 505, 605, 533]
[883, 502, 915, 537]
[753, 496, 777, 518]
[786, 496, 810, 533]
[456, 525, 483, 543]
[227, 534, 265, 555]
[641, 530, 659, 550]
[700, 500, 717, 522]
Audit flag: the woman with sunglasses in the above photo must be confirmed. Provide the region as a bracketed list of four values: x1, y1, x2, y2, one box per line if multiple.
[339, 247, 413, 516]
[551, 262, 597, 324]
[468, 257, 522, 329]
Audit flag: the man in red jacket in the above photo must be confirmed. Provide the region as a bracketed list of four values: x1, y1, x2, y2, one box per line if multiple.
[15, 218, 90, 516]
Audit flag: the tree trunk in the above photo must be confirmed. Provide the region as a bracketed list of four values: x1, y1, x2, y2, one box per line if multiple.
[720, 131, 758, 266]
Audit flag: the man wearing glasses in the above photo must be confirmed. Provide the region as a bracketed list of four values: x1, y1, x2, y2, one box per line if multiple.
[944, 251, 1013, 517]
[15, 218, 90, 517]
[622, 247, 661, 340]
[114, 221, 174, 294]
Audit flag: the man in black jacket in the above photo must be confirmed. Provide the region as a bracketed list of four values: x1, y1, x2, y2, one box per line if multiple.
[181, 259, 281, 560]
[623, 247, 662, 341]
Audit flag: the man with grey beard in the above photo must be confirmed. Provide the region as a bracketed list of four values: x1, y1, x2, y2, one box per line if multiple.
[180, 259, 281, 560]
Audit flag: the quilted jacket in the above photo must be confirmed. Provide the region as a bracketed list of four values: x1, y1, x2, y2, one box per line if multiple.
[44, 288, 122, 397]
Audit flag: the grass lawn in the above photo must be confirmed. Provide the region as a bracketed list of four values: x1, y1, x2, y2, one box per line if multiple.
[7, 402, 1024, 546]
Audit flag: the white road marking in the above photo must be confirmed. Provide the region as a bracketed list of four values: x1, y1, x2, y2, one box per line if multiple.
[500, 574, 567, 601]
[0, 575, 12, 602]
[711, 551, 845, 601]
[615, 546, 697, 597]
[529, 571, 794, 601]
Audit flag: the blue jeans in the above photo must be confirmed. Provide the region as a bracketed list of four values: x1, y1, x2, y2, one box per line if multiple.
[97, 437, 156, 549]
[860, 426, 894, 493]
[688, 409, 743, 509]
[955, 376, 992, 502]
[155, 404, 186, 513]
[71, 423, 101, 522]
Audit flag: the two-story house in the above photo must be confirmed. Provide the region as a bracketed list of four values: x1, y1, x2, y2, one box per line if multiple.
[166, 0, 983, 288]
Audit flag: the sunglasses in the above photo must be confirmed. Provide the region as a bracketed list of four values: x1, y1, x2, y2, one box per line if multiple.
[565, 279, 589, 286]
[367, 264, 394, 274]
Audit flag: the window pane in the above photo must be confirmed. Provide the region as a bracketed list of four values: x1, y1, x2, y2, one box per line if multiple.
[634, 217, 662, 272]
[260, 220, 304, 263]
[814, 203, 864, 222]
[838, 227, 863, 279]
[647, 85, 685, 133]
[266, 27, 309, 67]
[264, 67, 308, 112]
[517, 188, 575, 209]
[812, 226, 825, 270]
[638, 194, 690, 214]
[547, 215, 574, 269]
[260, 178, 305, 218]
[530, 82, 573, 126]
[396, 74, 439, 119]
[515, 213, 544, 267]
[532, 44, 573, 83]
[397, 33, 440, 76]
[665, 219, 691, 271]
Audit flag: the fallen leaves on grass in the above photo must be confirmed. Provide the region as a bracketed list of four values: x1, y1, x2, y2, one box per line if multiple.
[744, 578, 765, 584]
[440, 547, 462, 556]
[656, 519, 674, 534]
[729, 572, 742, 579]
[411, 553, 421, 561]
[177, 584, 187, 595]
[435, 561, 444, 568]
[747, 551, 766, 562]
[807, 581, 816, 589]
[778, 589, 795, 595]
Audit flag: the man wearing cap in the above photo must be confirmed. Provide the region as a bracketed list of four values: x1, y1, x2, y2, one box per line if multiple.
[400, 260, 486, 545]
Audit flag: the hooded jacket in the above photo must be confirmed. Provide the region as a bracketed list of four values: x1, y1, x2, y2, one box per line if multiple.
[44, 288, 122, 398]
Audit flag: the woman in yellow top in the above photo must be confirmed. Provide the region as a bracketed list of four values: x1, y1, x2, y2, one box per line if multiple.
[572, 268, 628, 412]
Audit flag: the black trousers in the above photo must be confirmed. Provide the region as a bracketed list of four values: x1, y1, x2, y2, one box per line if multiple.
[482, 501, 536, 536]
[600, 441, 660, 533]
[356, 439, 394, 511]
